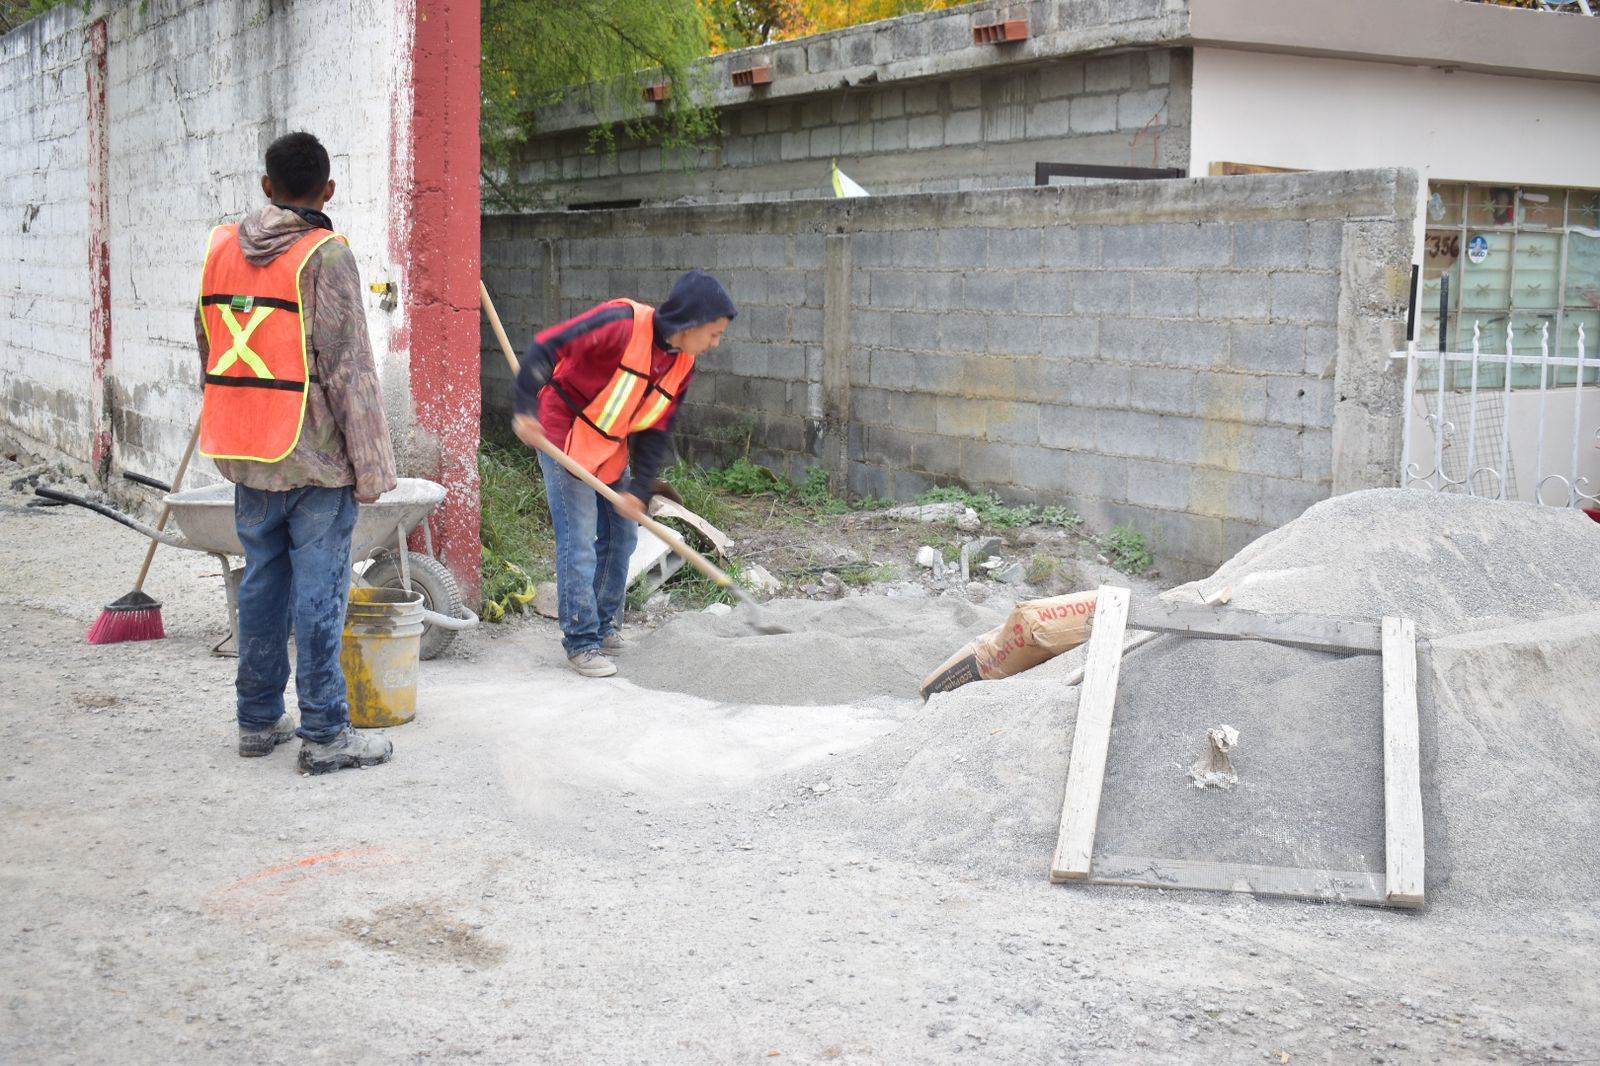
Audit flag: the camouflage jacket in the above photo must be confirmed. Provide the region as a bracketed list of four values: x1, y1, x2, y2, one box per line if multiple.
[194, 204, 398, 498]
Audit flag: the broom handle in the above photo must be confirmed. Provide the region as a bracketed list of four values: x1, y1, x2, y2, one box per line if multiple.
[132, 418, 201, 592]
[478, 280, 747, 598]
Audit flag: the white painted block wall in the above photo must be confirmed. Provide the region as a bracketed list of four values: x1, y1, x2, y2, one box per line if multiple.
[1, 0, 408, 485]
[0, 6, 93, 461]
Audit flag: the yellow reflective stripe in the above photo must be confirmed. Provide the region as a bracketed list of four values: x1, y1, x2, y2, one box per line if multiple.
[633, 395, 671, 430]
[209, 305, 276, 378]
[594, 374, 644, 433]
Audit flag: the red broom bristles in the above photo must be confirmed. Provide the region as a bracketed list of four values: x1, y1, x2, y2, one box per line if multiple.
[87, 591, 166, 644]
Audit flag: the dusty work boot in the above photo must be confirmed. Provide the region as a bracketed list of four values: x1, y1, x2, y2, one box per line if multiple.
[297, 727, 394, 776]
[567, 649, 618, 677]
[601, 630, 626, 654]
[238, 714, 296, 758]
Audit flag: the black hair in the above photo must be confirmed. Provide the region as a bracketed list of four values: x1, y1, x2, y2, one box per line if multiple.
[264, 132, 330, 199]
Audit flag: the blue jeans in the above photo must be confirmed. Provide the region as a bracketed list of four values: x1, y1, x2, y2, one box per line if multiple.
[233, 484, 358, 743]
[538, 451, 637, 657]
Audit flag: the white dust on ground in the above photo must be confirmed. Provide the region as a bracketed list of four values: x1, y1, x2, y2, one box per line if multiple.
[627, 489, 1600, 909]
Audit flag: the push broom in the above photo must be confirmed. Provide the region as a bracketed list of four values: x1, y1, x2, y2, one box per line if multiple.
[87, 419, 201, 644]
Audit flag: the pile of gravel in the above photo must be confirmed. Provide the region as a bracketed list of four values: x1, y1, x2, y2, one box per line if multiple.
[760, 490, 1600, 906]
[626, 595, 1006, 706]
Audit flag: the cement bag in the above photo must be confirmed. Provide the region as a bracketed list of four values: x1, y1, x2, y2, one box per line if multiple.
[919, 590, 1098, 699]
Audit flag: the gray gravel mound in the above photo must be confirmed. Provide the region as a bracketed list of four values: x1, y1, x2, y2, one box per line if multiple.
[626, 595, 1007, 705]
[762, 489, 1600, 905]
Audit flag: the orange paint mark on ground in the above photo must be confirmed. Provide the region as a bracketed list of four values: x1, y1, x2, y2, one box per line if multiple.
[205, 847, 400, 916]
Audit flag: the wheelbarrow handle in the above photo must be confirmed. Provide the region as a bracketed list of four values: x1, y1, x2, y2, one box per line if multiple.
[33, 485, 189, 549]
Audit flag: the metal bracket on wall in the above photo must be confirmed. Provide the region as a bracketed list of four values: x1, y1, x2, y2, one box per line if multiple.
[1034, 163, 1185, 185]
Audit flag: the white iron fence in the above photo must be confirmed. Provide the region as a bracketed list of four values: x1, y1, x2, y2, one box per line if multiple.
[1394, 321, 1597, 509]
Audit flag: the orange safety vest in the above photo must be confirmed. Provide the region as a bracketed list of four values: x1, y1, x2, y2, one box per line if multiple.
[562, 299, 696, 484]
[197, 223, 345, 462]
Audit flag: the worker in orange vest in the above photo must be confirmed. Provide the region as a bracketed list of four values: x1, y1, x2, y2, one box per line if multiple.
[196, 131, 398, 773]
[512, 271, 737, 676]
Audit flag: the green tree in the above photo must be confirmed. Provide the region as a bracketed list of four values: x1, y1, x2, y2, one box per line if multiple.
[482, 0, 721, 209]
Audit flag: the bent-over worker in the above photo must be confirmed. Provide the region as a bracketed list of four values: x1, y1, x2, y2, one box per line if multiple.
[195, 131, 398, 773]
[512, 270, 738, 677]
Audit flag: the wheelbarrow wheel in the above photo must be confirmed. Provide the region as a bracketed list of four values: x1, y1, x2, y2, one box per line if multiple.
[362, 551, 463, 660]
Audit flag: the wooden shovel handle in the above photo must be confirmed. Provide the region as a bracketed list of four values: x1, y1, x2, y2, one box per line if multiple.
[478, 280, 747, 598]
[132, 418, 201, 591]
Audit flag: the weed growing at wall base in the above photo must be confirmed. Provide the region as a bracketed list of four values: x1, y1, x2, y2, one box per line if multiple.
[1101, 524, 1154, 575]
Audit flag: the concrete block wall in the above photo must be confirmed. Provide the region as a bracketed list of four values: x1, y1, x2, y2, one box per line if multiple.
[0, 7, 93, 458]
[483, 169, 1416, 575]
[514, 48, 1190, 208]
[1, 0, 405, 483]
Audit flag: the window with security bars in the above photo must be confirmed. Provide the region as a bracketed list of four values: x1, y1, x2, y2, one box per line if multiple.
[1418, 182, 1600, 390]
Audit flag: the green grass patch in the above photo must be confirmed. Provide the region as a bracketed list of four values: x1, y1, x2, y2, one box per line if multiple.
[915, 485, 1086, 530]
[1101, 524, 1154, 575]
[478, 431, 555, 622]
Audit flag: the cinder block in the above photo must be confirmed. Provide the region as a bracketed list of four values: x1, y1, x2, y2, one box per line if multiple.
[1129, 366, 1197, 416]
[945, 109, 982, 145]
[871, 88, 905, 120]
[989, 228, 1044, 269]
[960, 440, 1020, 487]
[1304, 325, 1338, 376]
[987, 401, 1042, 444]
[1027, 102, 1072, 139]
[1163, 222, 1232, 268]
[1259, 475, 1327, 527]
[1085, 54, 1133, 92]
[810, 126, 842, 158]
[1036, 315, 1100, 361]
[872, 117, 909, 152]
[940, 312, 987, 352]
[1230, 322, 1306, 373]
[1123, 459, 1194, 512]
[1235, 220, 1309, 269]
[1231, 425, 1305, 478]
[1014, 272, 1070, 315]
[1118, 89, 1168, 131]
[1057, 448, 1128, 501]
[1146, 49, 1173, 86]
[935, 394, 988, 437]
[938, 228, 989, 269]
[949, 75, 983, 111]
[962, 271, 1016, 311]
[1102, 224, 1164, 268]
[1194, 272, 1270, 320]
[892, 230, 939, 264]
[904, 82, 942, 115]
[908, 114, 943, 150]
[1045, 226, 1101, 267]
[1069, 271, 1131, 315]
[852, 308, 893, 348]
[1186, 465, 1263, 522]
[889, 311, 942, 351]
[1040, 58, 1085, 99]
[1300, 427, 1334, 481]
[780, 131, 809, 161]
[1131, 272, 1199, 318]
[1065, 362, 1130, 408]
[987, 315, 1042, 356]
[1308, 220, 1343, 269]
[752, 133, 783, 165]
[1270, 272, 1340, 325]
[1194, 371, 1269, 423]
[1069, 94, 1118, 134]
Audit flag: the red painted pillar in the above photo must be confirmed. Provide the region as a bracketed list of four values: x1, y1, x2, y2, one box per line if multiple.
[393, 0, 482, 602]
[86, 18, 112, 483]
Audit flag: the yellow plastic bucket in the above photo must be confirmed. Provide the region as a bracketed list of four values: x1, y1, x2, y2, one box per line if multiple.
[343, 586, 425, 728]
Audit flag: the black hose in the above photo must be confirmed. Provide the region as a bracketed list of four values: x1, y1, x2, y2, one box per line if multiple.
[122, 470, 172, 493]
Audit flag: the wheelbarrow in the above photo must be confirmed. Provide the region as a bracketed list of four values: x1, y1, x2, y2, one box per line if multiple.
[34, 478, 478, 659]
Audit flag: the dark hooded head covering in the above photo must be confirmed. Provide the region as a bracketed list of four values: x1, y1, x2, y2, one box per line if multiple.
[654, 269, 738, 345]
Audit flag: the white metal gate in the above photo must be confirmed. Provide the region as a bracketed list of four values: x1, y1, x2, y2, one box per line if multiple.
[1395, 321, 1596, 509]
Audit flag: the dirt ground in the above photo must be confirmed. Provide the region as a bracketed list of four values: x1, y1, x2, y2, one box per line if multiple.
[2, 470, 1597, 1064]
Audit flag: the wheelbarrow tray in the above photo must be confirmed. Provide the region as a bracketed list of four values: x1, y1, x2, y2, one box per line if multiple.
[162, 478, 447, 561]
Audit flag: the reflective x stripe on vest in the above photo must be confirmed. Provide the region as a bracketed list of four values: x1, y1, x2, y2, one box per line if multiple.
[209, 303, 276, 379]
[197, 224, 346, 463]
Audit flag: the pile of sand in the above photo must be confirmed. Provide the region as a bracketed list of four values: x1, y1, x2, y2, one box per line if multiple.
[752, 490, 1600, 907]
[626, 595, 1007, 706]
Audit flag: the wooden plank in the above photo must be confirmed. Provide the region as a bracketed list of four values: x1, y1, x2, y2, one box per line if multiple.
[1208, 161, 1308, 176]
[1124, 599, 1383, 654]
[1086, 855, 1389, 907]
[1050, 585, 1130, 882]
[1063, 586, 1232, 688]
[1381, 616, 1426, 908]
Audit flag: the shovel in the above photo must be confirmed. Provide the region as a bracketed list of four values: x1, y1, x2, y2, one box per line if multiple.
[479, 280, 789, 636]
